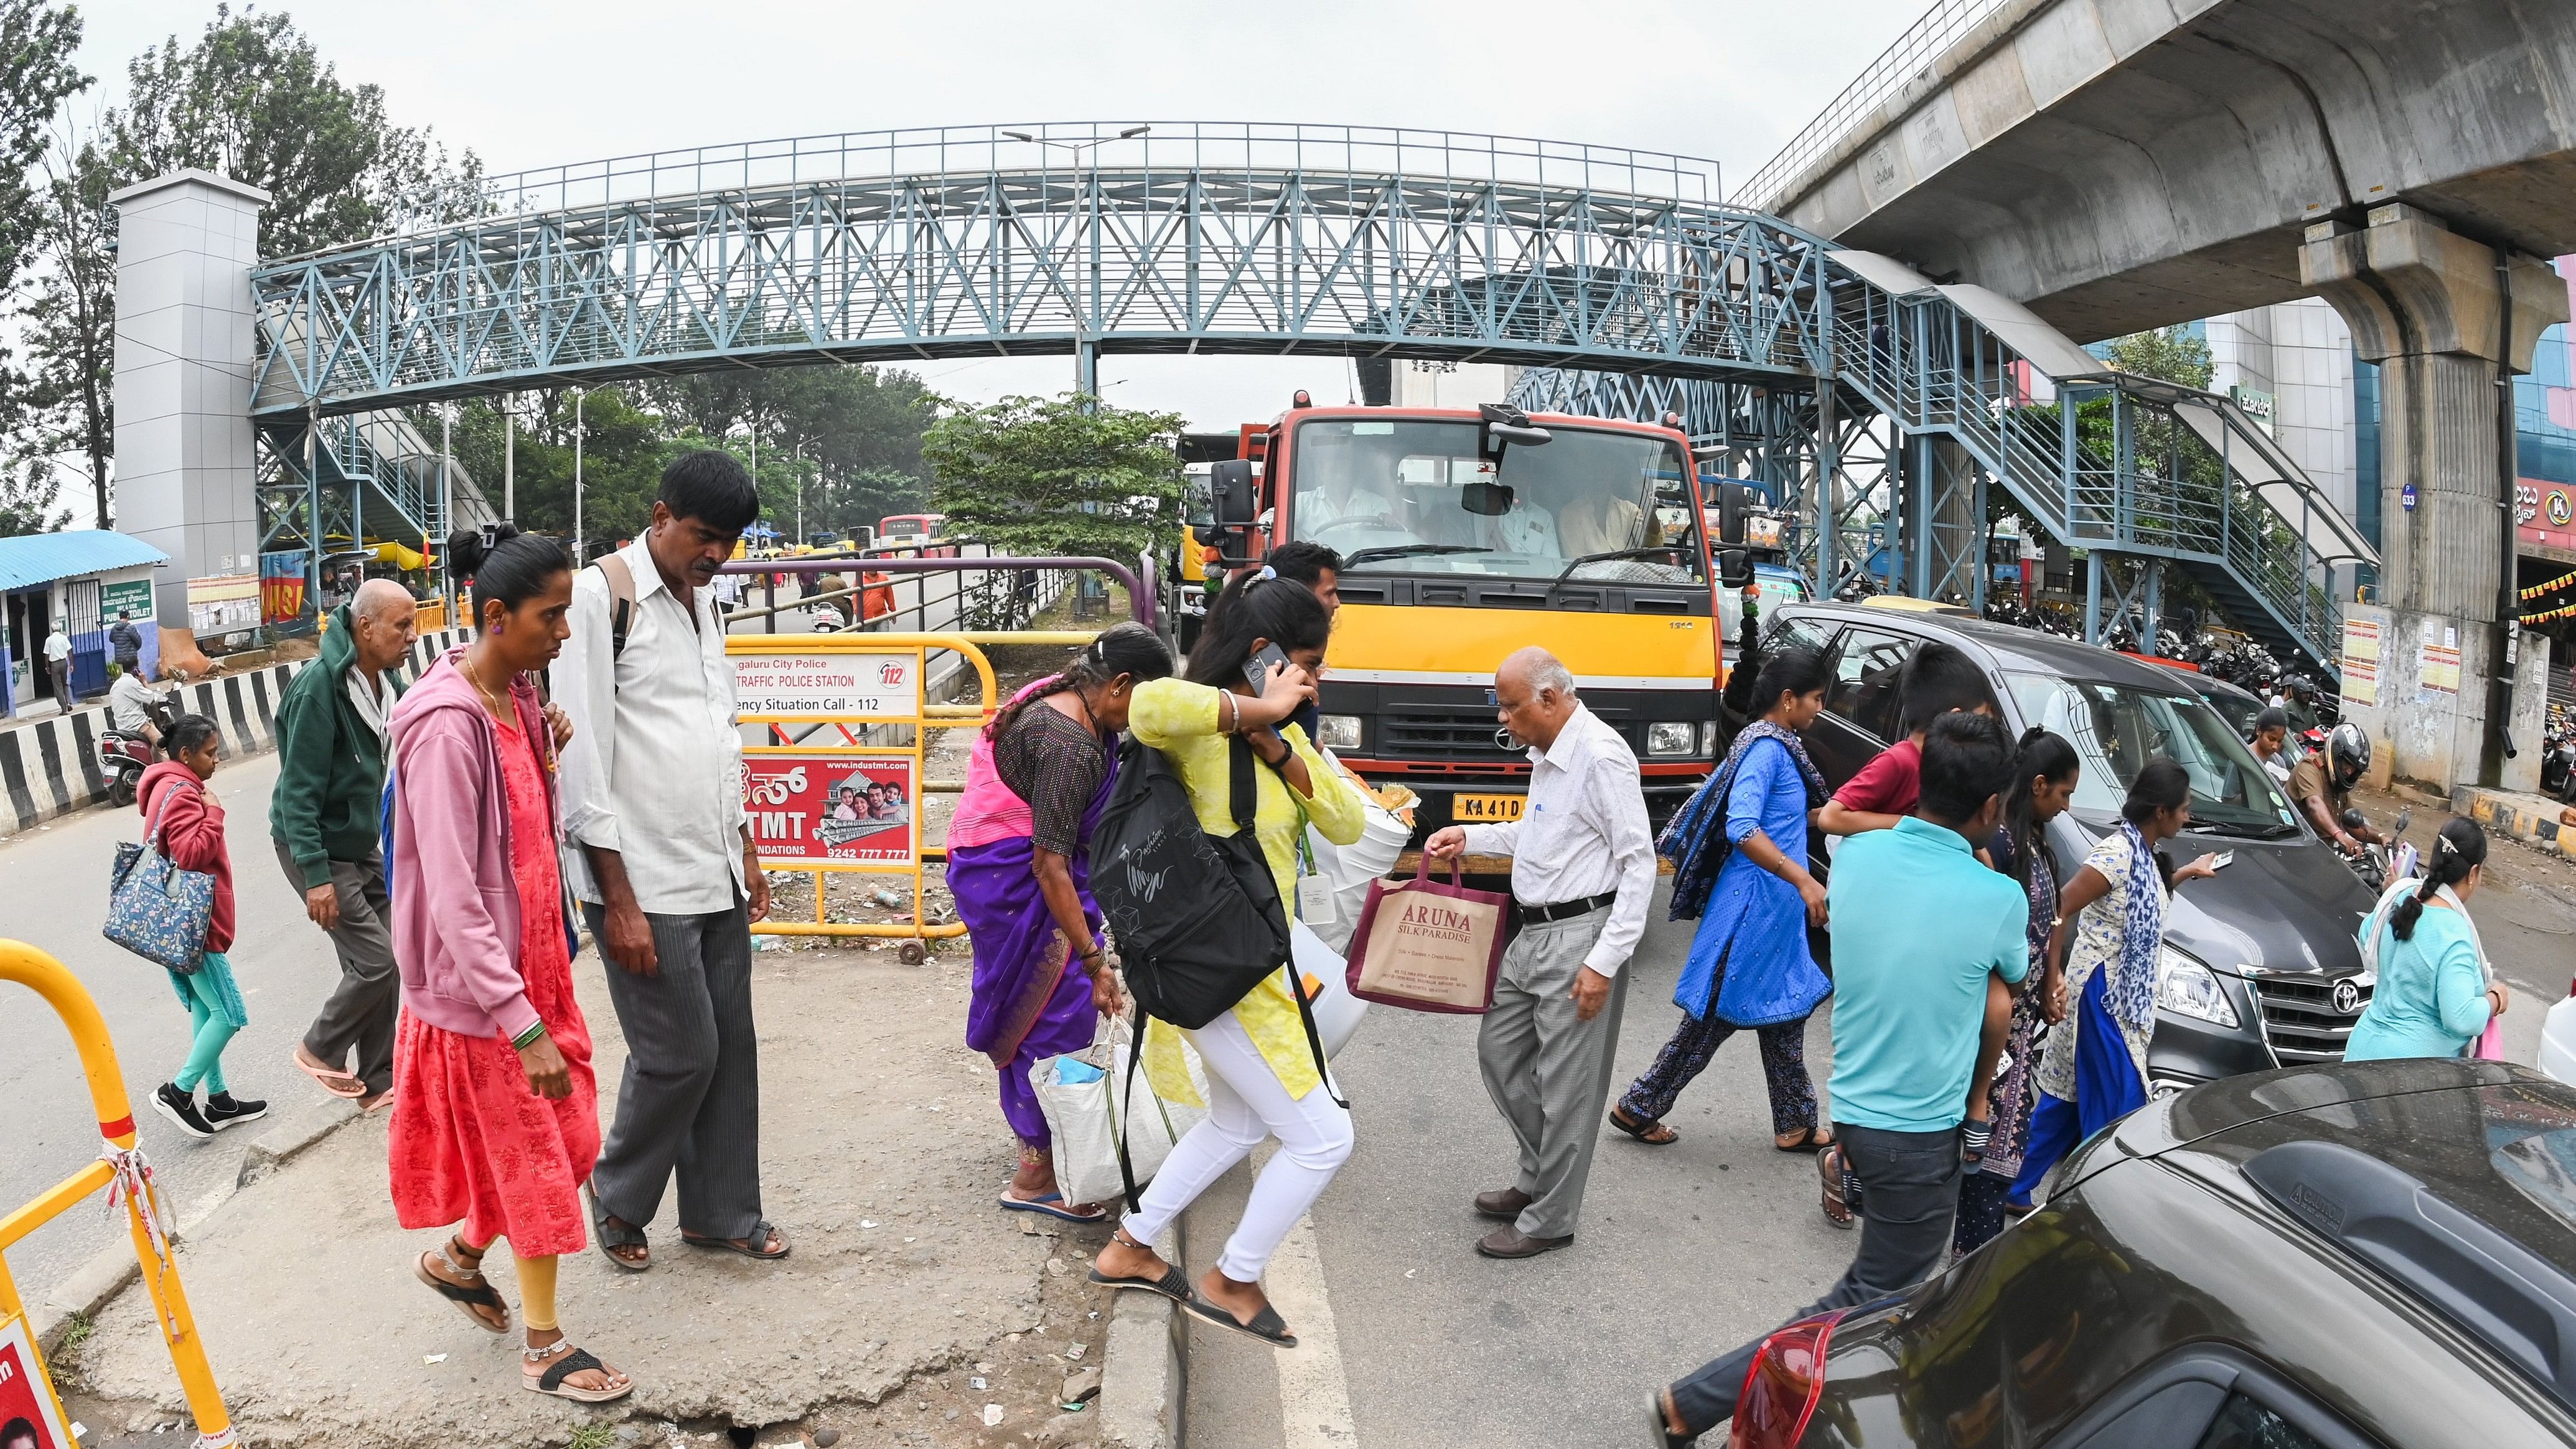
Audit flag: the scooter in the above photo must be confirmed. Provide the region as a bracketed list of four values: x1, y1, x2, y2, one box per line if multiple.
[98, 700, 174, 809]
[2340, 806, 2413, 893]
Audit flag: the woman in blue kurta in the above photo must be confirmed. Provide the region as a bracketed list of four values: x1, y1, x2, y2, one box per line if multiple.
[1611, 647, 1835, 1151]
[2346, 818, 2505, 1061]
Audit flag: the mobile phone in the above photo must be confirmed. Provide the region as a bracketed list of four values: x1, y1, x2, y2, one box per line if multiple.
[1242, 642, 1290, 695]
[2212, 851, 2235, 870]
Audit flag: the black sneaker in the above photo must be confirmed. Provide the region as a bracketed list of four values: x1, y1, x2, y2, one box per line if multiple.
[203, 1091, 268, 1130]
[152, 1082, 215, 1140]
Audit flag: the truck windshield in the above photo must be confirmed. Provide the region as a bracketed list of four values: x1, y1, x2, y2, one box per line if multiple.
[1287, 419, 1700, 581]
[2007, 673, 2300, 837]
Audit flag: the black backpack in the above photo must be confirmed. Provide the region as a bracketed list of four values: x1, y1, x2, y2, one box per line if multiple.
[1094, 733, 1294, 1028]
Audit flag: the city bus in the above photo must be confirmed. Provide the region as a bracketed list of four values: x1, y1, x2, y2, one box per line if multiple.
[1209, 398, 1730, 833]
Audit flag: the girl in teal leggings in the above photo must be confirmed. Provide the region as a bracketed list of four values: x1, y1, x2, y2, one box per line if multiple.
[136, 716, 266, 1138]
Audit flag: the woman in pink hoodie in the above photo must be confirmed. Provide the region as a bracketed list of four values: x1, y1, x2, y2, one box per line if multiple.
[138, 713, 269, 1140]
[386, 526, 630, 1405]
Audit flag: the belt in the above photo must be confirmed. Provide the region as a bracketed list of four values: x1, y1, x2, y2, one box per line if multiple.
[1512, 891, 1619, 926]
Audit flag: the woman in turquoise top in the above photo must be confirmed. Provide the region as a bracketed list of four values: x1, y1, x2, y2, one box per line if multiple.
[2346, 818, 2509, 1061]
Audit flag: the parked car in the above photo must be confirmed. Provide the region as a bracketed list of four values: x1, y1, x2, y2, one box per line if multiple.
[1735, 1059, 2576, 1447]
[1768, 603, 2382, 1089]
[2166, 662, 2269, 740]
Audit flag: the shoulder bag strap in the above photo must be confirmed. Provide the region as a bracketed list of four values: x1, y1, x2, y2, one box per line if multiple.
[1113, 1015, 1148, 1209]
[591, 554, 638, 664]
[1287, 967, 1350, 1111]
[1229, 731, 1257, 831]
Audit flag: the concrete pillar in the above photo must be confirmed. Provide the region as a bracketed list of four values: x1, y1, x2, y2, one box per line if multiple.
[2300, 204, 2566, 789]
[108, 169, 270, 632]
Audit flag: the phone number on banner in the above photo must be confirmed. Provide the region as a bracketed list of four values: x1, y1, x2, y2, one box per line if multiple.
[732, 653, 916, 716]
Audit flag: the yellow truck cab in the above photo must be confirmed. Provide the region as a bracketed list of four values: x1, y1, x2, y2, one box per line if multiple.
[1209, 399, 1725, 833]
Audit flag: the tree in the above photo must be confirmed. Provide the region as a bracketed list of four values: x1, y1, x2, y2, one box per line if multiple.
[19, 128, 114, 527]
[0, 0, 87, 309]
[105, 5, 481, 258]
[0, 457, 70, 535]
[922, 393, 1183, 559]
[640, 365, 939, 538]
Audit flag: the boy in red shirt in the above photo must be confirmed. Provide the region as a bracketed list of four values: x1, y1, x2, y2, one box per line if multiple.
[1818, 642, 1998, 835]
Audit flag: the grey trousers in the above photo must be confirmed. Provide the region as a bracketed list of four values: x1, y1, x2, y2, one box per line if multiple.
[1476, 911, 1632, 1239]
[585, 900, 766, 1241]
[49, 659, 72, 712]
[276, 840, 400, 1095]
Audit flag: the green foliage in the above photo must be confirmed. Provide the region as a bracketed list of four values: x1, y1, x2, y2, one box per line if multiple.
[0, 0, 88, 301]
[0, 456, 70, 535]
[105, 4, 481, 258]
[2099, 326, 2213, 390]
[19, 131, 115, 526]
[923, 393, 1183, 559]
[564, 1423, 617, 1449]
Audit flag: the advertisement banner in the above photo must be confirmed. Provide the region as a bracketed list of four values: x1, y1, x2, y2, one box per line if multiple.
[731, 652, 917, 718]
[742, 753, 917, 867]
[0, 1313, 77, 1449]
[258, 550, 308, 624]
[185, 574, 258, 636]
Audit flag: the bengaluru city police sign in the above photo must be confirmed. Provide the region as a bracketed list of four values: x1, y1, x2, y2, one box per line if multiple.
[731, 651, 916, 717]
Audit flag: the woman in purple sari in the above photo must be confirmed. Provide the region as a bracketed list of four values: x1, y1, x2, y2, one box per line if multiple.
[949, 624, 1175, 1222]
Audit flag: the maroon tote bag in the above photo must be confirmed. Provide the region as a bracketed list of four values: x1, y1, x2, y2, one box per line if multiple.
[1343, 860, 1511, 1014]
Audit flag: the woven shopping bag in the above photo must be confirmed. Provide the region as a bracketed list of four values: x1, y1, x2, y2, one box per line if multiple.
[1342, 859, 1510, 1013]
[102, 791, 215, 975]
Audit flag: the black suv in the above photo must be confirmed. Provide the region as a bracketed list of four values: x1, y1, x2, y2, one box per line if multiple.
[1731, 1061, 2576, 1447]
[1768, 603, 2379, 1087]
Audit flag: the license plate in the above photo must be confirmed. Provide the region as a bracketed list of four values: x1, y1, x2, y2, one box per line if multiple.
[1453, 793, 1526, 823]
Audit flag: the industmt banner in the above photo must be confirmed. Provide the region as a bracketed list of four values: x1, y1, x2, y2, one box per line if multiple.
[258, 550, 309, 624]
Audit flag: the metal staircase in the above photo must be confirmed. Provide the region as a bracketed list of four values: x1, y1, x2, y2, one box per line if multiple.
[257, 410, 493, 568]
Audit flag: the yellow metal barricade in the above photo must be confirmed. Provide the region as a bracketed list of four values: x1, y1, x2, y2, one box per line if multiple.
[0, 942, 233, 1447]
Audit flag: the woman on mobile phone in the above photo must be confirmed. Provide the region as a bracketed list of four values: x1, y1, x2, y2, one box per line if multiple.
[2010, 757, 2220, 1204]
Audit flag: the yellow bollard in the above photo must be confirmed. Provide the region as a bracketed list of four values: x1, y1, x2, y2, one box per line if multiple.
[0, 941, 235, 1447]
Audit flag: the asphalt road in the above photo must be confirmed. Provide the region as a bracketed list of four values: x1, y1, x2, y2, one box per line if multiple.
[1184, 795, 2566, 1448]
[1, 749, 354, 1300]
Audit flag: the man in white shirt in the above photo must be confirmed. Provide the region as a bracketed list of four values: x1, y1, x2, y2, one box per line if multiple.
[108, 663, 168, 748]
[1426, 646, 1655, 1257]
[42, 624, 73, 713]
[557, 451, 785, 1268]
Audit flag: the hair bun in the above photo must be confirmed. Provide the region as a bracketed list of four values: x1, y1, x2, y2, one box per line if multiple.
[444, 528, 487, 576]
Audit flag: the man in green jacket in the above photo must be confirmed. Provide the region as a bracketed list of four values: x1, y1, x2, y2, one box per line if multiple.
[272, 579, 418, 1104]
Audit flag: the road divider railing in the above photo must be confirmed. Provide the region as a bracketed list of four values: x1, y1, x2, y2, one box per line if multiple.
[0, 940, 234, 1447]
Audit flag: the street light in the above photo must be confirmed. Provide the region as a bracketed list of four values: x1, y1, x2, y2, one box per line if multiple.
[1001, 125, 1150, 157]
[571, 388, 587, 563]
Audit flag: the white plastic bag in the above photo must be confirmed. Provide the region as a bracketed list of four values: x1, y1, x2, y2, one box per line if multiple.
[1032, 1027, 1207, 1206]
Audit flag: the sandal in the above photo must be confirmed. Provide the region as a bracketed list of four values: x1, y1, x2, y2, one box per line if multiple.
[292, 1044, 367, 1099]
[681, 1220, 790, 1260]
[414, 1239, 509, 1333]
[1000, 1191, 1110, 1224]
[522, 1341, 634, 1404]
[1608, 1105, 1680, 1147]
[586, 1181, 650, 1272]
[1774, 1126, 1834, 1153]
[1089, 1259, 1192, 1305]
[1819, 1144, 1857, 1230]
[1184, 1290, 1298, 1348]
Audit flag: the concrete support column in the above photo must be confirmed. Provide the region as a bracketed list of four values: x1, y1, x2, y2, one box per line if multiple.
[2301, 204, 2566, 789]
[109, 169, 271, 633]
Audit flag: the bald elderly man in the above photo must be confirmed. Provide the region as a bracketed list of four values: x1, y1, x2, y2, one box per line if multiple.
[1425, 647, 1656, 1257]
[273, 578, 419, 1105]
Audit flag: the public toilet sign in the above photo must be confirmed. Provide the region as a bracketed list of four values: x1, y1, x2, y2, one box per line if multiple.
[731, 650, 916, 720]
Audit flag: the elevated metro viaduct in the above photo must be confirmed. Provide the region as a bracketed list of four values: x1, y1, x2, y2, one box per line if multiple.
[113, 124, 2363, 700]
[1736, 0, 2576, 787]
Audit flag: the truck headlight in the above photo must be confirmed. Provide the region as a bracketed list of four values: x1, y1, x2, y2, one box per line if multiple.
[1698, 720, 1721, 755]
[2155, 947, 2237, 1028]
[1647, 721, 1694, 756]
[1314, 714, 1363, 751]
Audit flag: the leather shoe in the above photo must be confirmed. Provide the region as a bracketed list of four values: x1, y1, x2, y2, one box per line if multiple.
[1472, 1187, 1533, 1221]
[1476, 1224, 1573, 1259]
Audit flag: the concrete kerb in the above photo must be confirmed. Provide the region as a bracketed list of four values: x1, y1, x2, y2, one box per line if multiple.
[2455, 783, 2576, 860]
[29, 1095, 364, 1355]
[1095, 1216, 1187, 1449]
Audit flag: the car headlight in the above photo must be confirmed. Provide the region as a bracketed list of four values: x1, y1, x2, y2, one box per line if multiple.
[1313, 714, 1363, 751]
[1647, 721, 1695, 756]
[2155, 947, 2238, 1028]
[1698, 720, 1721, 755]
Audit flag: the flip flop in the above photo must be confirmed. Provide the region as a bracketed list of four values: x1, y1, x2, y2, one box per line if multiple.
[1774, 1126, 1835, 1153]
[1184, 1291, 1298, 1348]
[1608, 1107, 1680, 1147]
[292, 1045, 367, 1099]
[523, 1345, 635, 1404]
[1000, 1191, 1111, 1224]
[414, 1247, 509, 1334]
[1088, 1260, 1191, 1305]
[681, 1220, 790, 1260]
[586, 1181, 650, 1272]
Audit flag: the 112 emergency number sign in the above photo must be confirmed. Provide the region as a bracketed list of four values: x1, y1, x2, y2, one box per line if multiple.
[732, 652, 916, 718]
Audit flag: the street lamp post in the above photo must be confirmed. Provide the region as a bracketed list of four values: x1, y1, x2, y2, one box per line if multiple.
[1002, 128, 1149, 401]
[572, 388, 587, 562]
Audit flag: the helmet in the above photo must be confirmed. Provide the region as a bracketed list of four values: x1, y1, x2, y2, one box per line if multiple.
[2327, 721, 2369, 789]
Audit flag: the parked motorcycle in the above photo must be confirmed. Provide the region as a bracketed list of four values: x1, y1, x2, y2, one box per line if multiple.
[2543, 720, 2576, 799]
[98, 700, 174, 809]
[2340, 806, 2413, 893]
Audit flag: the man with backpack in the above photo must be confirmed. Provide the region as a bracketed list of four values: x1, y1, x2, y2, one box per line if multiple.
[1425, 647, 1656, 1259]
[556, 451, 785, 1270]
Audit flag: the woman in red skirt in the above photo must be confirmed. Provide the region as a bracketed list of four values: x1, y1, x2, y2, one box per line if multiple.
[386, 526, 629, 1404]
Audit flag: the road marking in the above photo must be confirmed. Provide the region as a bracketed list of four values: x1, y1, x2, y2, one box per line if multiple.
[1265, 1214, 1358, 1448]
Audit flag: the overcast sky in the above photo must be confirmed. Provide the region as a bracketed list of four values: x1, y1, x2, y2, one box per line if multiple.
[70, 0, 1924, 429]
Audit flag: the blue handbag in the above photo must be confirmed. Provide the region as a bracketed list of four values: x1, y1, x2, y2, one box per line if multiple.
[103, 790, 217, 975]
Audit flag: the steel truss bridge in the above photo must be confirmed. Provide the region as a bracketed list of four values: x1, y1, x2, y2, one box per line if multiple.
[243, 122, 2372, 670]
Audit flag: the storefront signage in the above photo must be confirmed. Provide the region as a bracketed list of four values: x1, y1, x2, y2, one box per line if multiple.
[2517, 478, 2576, 555]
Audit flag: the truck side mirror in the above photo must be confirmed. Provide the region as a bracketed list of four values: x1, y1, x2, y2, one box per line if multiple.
[1717, 482, 1751, 547]
[1715, 548, 1754, 589]
[1211, 460, 1258, 528]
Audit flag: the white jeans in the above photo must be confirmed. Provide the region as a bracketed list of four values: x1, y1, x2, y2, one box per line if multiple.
[1122, 1006, 1354, 1282]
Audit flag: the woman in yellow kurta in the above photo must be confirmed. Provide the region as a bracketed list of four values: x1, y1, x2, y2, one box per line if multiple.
[1090, 573, 1364, 1348]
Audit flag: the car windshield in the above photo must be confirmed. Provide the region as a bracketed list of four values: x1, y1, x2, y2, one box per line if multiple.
[1286, 419, 1700, 581]
[2006, 673, 2300, 836]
